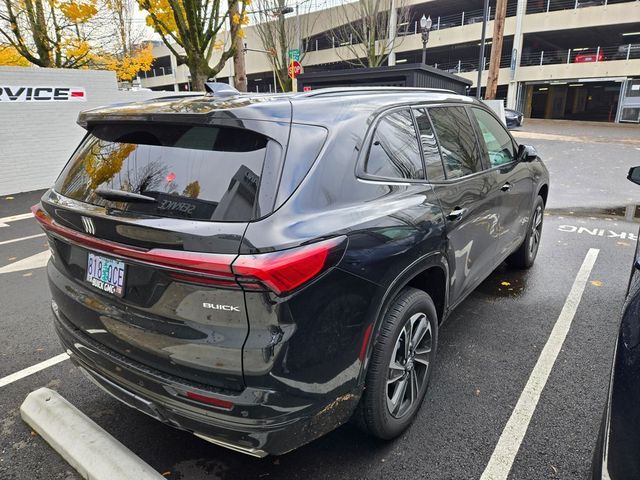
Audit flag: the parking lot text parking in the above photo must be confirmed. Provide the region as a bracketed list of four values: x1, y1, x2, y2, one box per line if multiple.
[558, 225, 638, 241]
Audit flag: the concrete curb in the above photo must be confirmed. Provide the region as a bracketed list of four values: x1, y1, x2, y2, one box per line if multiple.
[20, 387, 164, 480]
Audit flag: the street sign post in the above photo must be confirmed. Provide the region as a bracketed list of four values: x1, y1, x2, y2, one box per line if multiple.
[288, 49, 300, 62]
[288, 60, 302, 79]
[288, 58, 302, 93]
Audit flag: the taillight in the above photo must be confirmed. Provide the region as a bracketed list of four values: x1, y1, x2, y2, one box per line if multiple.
[232, 236, 347, 295]
[32, 204, 346, 296]
[32, 204, 237, 285]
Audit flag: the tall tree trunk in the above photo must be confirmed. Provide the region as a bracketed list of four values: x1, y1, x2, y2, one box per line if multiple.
[229, 1, 247, 92]
[188, 56, 210, 92]
[486, 0, 507, 100]
[232, 37, 247, 91]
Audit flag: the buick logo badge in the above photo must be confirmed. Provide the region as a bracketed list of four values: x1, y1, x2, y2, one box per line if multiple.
[81, 216, 95, 235]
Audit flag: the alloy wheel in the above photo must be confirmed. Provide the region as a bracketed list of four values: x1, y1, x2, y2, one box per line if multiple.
[386, 312, 433, 419]
[529, 205, 543, 256]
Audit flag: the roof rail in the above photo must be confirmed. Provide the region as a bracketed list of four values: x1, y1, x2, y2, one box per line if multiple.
[298, 86, 457, 98]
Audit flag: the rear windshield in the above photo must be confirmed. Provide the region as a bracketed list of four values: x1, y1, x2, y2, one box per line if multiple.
[54, 123, 273, 222]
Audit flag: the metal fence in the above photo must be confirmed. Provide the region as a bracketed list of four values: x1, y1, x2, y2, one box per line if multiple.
[520, 44, 640, 66]
[304, 0, 634, 54]
[426, 42, 639, 75]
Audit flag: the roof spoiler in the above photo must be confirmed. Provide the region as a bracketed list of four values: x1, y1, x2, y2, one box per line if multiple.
[205, 82, 240, 97]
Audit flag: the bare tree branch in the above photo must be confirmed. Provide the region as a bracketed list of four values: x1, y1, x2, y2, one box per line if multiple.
[252, 0, 315, 91]
[329, 0, 410, 68]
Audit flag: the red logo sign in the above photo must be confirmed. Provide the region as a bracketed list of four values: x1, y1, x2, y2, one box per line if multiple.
[0, 86, 86, 102]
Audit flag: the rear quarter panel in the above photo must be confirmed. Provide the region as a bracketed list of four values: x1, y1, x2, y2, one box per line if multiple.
[241, 103, 447, 405]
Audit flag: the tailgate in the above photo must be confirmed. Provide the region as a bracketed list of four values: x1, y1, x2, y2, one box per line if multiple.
[37, 119, 289, 391]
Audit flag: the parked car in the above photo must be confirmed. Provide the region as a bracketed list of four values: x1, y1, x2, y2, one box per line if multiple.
[575, 52, 605, 63]
[505, 108, 524, 129]
[433, 20, 459, 30]
[577, 0, 604, 7]
[522, 51, 562, 66]
[592, 166, 640, 479]
[465, 15, 485, 24]
[442, 62, 477, 74]
[33, 86, 549, 457]
[613, 44, 640, 60]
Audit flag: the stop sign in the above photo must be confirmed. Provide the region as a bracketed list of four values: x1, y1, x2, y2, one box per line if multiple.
[288, 60, 302, 79]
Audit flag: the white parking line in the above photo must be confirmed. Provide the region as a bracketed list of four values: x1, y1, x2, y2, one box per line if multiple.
[0, 353, 69, 388]
[0, 250, 51, 274]
[480, 248, 600, 480]
[0, 233, 45, 246]
[0, 212, 33, 228]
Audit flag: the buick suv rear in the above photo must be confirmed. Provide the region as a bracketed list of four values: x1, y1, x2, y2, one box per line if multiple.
[33, 86, 549, 456]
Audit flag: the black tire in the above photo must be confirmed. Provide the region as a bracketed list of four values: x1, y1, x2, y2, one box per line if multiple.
[354, 287, 438, 440]
[506, 195, 545, 269]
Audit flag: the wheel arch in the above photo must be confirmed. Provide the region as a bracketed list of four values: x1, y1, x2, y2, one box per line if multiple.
[357, 253, 449, 385]
[538, 184, 549, 205]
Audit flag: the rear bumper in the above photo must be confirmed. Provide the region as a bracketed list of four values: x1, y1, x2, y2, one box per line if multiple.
[52, 301, 359, 456]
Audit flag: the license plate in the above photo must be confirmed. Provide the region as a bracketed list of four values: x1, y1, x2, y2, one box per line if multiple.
[86, 253, 126, 297]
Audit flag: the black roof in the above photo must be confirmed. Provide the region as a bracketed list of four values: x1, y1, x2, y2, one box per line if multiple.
[77, 87, 478, 129]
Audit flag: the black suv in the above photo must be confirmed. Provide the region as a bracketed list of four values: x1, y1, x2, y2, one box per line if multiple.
[33, 86, 549, 457]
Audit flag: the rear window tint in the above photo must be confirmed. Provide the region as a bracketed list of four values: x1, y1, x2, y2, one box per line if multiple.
[55, 124, 273, 222]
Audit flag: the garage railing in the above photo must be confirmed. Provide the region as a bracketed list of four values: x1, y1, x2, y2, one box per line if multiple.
[520, 44, 640, 66]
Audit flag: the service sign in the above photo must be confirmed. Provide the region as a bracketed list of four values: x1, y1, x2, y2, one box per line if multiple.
[0, 86, 86, 102]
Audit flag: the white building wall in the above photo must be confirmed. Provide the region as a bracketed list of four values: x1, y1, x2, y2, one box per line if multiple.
[0, 67, 188, 196]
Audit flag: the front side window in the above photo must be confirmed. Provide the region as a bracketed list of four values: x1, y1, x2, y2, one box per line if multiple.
[364, 109, 424, 181]
[471, 108, 517, 167]
[428, 106, 483, 179]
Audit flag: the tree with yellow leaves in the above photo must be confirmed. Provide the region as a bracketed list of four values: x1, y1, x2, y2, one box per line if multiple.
[0, 44, 29, 66]
[99, 0, 154, 81]
[0, 0, 98, 68]
[0, 0, 153, 81]
[138, 0, 251, 91]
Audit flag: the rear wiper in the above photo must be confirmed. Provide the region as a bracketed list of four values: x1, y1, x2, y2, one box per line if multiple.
[95, 188, 157, 204]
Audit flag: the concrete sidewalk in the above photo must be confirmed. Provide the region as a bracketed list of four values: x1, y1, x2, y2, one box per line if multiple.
[515, 118, 640, 145]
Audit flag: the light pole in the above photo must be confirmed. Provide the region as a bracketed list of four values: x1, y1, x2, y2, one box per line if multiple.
[476, 0, 490, 99]
[420, 15, 432, 65]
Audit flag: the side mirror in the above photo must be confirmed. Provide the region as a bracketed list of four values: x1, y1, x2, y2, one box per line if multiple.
[518, 144, 538, 162]
[628, 167, 640, 186]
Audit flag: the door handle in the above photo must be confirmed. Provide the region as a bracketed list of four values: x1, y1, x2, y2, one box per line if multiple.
[446, 207, 467, 221]
[501, 182, 512, 192]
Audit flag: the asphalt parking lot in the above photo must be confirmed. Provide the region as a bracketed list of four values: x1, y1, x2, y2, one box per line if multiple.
[1, 120, 640, 480]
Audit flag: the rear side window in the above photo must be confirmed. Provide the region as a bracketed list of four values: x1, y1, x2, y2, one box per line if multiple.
[364, 109, 424, 181]
[413, 109, 446, 182]
[428, 106, 483, 179]
[55, 124, 274, 222]
[470, 108, 517, 167]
